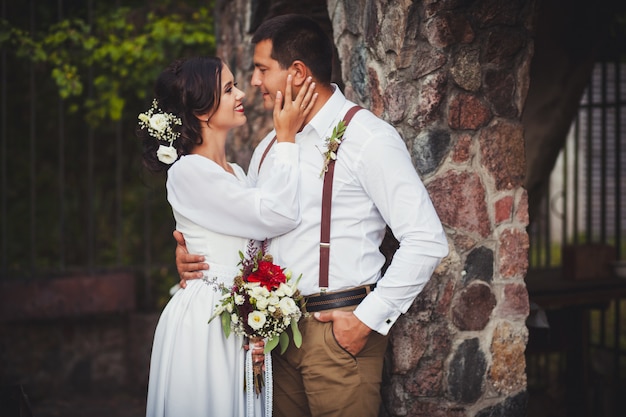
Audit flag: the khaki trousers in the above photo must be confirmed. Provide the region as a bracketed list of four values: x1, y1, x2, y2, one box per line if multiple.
[272, 306, 388, 417]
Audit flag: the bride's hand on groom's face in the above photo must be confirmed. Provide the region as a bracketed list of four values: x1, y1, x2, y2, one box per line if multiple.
[273, 74, 317, 142]
[173, 230, 209, 288]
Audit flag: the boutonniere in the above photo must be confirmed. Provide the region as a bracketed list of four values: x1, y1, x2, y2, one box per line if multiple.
[318, 120, 347, 177]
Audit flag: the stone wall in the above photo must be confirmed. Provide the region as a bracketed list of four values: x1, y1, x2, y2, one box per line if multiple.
[329, 2, 532, 415]
[217, 1, 533, 416]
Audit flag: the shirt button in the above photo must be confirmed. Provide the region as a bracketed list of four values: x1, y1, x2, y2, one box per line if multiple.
[386, 319, 391, 324]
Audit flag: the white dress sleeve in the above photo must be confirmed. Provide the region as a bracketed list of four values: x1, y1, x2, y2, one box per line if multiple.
[166, 142, 300, 241]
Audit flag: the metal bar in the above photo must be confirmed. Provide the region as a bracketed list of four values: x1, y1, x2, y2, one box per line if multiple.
[29, 0, 37, 274]
[58, 0, 65, 272]
[614, 60, 624, 411]
[0, 0, 6, 276]
[600, 306, 606, 346]
[614, 300, 622, 411]
[600, 62, 607, 243]
[573, 117, 580, 245]
[562, 130, 568, 248]
[615, 60, 622, 259]
[585, 67, 594, 243]
[87, 0, 94, 271]
[116, 120, 122, 264]
[544, 183, 551, 266]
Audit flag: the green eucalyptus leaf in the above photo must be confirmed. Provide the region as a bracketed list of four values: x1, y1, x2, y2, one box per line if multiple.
[291, 318, 303, 348]
[221, 311, 231, 339]
[264, 336, 279, 354]
[279, 331, 290, 354]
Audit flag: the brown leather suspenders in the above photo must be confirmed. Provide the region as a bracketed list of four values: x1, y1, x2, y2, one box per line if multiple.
[257, 105, 363, 289]
[258, 136, 277, 173]
[319, 105, 362, 289]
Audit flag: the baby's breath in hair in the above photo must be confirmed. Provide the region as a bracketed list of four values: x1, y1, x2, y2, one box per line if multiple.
[138, 100, 182, 164]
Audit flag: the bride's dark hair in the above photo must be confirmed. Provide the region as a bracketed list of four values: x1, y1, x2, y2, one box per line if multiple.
[138, 56, 224, 172]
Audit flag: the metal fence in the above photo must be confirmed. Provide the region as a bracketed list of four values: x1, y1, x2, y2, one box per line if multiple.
[529, 61, 625, 265]
[0, 0, 179, 309]
[527, 60, 626, 416]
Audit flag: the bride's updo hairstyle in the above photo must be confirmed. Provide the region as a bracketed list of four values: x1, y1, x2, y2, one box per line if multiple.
[138, 56, 224, 172]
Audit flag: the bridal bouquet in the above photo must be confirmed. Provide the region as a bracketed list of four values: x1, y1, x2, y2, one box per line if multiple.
[209, 240, 305, 351]
[209, 241, 305, 397]
[208, 241, 305, 394]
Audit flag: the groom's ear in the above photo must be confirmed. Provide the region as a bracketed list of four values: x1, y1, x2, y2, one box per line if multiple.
[289, 60, 309, 87]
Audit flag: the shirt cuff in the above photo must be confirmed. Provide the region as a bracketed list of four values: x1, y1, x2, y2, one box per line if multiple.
[273, 142, 299, 166]
[353, 291, 401, 336]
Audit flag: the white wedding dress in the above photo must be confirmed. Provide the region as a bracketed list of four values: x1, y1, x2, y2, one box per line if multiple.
[145, 150, 300, 417]
[145, 232, 256, 417]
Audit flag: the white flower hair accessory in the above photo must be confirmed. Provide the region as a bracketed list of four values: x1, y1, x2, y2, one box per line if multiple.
[138, 99, 182, 164]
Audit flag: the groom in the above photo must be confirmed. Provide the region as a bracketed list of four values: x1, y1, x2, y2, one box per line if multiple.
[175, 14, 448, 417]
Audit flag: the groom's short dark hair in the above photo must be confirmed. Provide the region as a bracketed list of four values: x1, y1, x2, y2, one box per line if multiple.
[251, 14, 333, 85]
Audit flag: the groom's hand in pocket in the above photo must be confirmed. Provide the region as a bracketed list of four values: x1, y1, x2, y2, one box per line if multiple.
[314, 310, 371, 356]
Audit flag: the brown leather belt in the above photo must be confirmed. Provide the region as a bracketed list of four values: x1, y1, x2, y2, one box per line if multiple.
[303, 284, 376, 312]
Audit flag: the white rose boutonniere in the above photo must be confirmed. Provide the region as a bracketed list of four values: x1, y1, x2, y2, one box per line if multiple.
[318, 120, 347, 177]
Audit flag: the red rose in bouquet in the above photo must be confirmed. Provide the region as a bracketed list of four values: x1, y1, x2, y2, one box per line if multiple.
[247, 259, 287, 290]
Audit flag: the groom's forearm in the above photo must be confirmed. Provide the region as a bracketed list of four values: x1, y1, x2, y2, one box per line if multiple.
[174, 230, 209, 287]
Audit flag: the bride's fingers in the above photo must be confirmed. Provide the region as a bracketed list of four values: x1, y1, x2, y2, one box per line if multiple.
[247, 339, 265, 351]
[292, 76, 314, 108]
[251, 345, 265, 363]
[273, 89, 283, 121]
[301, 88, 318, 116]
[283, 74, 294, 105]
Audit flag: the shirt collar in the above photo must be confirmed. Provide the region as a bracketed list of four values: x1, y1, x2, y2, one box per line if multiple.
[302, 84, 347, 139]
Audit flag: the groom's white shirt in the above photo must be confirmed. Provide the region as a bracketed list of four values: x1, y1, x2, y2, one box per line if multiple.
[248, 86, 448, 335]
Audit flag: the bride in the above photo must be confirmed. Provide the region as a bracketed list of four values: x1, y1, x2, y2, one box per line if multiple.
[138, 56, 316, 417]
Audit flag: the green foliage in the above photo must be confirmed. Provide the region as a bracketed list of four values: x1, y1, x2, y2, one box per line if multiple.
[0, 3, 215, 126]
[0, 1, 216, 307]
